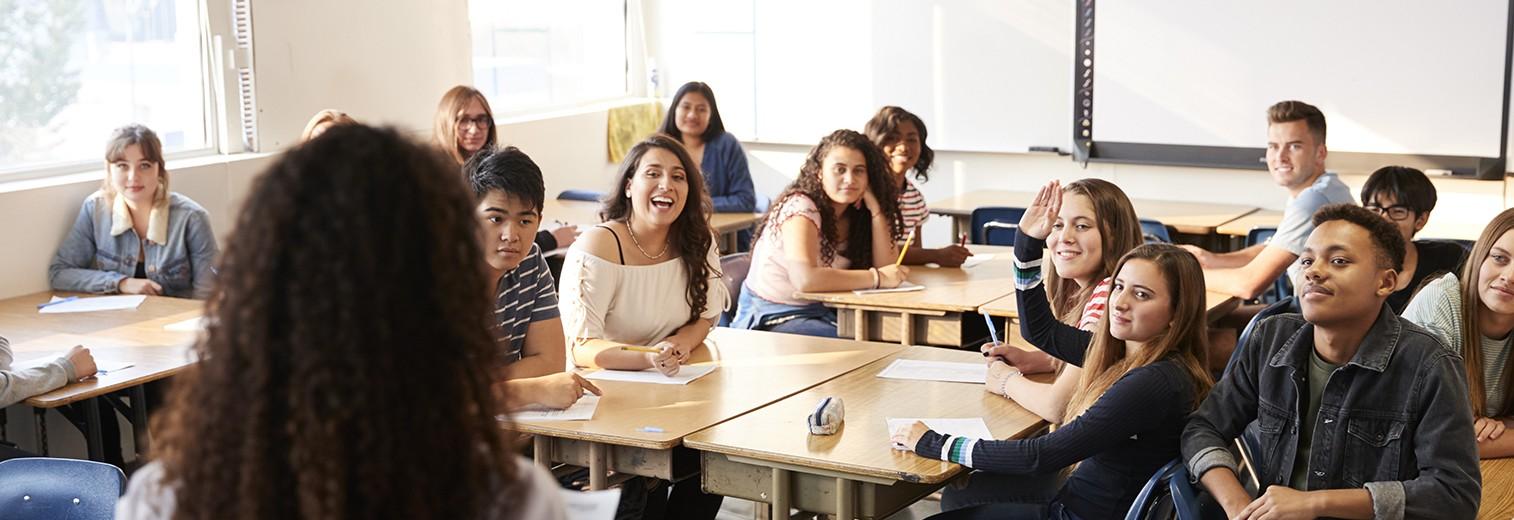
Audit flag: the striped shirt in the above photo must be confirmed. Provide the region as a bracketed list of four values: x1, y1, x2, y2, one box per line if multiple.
[1078, 277, 1112, 330]
[1402, 272, 1510, 415]
[493, 245, 560, 365]
[896, 179, 929, 244]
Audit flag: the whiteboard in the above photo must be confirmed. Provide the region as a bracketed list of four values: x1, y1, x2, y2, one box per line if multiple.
[660, 0, 1072, 154]
[1093, 0, 1509, 159]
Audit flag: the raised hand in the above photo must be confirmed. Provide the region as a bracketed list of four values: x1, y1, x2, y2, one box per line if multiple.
[1018, 180, 1062, 241]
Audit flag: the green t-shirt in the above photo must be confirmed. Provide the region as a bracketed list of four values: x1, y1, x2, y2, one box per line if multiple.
[1290, 349, 1341, 490]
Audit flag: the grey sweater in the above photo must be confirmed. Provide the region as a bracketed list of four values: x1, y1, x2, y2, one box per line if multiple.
[0, 336, 76, 407]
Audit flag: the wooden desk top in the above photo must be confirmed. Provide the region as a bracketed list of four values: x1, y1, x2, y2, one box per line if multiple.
[978, 290, 1239, 322]
[1215, 209, 1283, 238]
[928, 190, 1260, 235]
[0, 292, 203, 407]
[1482, 457, 1514, 520]
[507, 327, 906, 451]
[684, 347, 1046, 484]
[793, 245, 1016, 314]
[544, 199, 761, 235]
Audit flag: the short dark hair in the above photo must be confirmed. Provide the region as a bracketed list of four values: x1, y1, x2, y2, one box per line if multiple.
[464, 146, 545, 212]
[1360, 166, 1437, 215]
[659, 81, 726, 141]
[1312, 203, 1405, 271]
[1267, 100, 1327, 144]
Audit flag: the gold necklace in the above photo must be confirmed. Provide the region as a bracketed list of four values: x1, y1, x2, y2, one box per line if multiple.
[625, 221, 669, 260]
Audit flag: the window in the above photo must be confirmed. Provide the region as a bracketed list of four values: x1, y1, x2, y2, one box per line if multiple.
[469, 0, 628, 114]
[1, 0, 213, 177]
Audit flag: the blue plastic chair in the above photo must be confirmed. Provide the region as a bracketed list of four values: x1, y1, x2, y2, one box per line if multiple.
[0, 457, 126, 520]
[1141, 219, 1173, 243]
[970, 207, 1026, 245]
[1246, 227, 1291, 303]
[556, 189, 604, 202]
[718, 252, 751, 326]
[1124, 459, 1203, 520]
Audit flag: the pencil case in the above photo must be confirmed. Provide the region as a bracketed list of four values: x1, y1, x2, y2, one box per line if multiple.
[808, 397, 844, 435]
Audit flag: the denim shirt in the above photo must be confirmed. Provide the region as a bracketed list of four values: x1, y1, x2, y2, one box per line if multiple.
[49, 192, 219, 299]
[1181, 305, 1480, 520]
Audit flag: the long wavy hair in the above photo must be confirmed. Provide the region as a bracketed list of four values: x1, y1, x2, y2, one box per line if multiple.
[601, 134, 718, 324]
[432, 85, 497, 166]
[1046, 179, 1145, 325]
[152, 125, 523, 520]
[1459, 207, 1514, 416]
[863, 106, 934, 183]
[102, 124, 170, 208]
[1064, 244, 1214, 423]
[753, 130, 904, 266]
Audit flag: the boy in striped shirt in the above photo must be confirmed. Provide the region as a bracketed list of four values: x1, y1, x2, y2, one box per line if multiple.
[466, 147, 599, 410]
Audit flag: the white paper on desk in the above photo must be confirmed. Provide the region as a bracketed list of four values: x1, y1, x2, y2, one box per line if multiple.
[960, 254, 1003, 269]
[38, 295, 146, 314]
[511, 395, 600, 422]
[163, 317, 205, 332]
[561, 488, 621, 520]
[887, 418, 995, 449]
[852, 281, 925, 295]
[581, 364, 717, 385]
[12, 356, 134, 374]
[876, 359, 987, 384]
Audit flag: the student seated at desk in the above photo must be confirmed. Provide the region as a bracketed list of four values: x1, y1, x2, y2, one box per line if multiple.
[982, 179, 1145, 389]
[0, 337, 95, 460]
[557, 134, 727, 519]
[730, 129, 907, 338]
[1183, 204, 1480, 520]
[1403, 207, 1514, 459]
[892, 244, 1214, 520]
[865, 105, 973, 267]
[1180, 100, 1353, 300]
[465, 147, 600, 410]
[115, 125, 565, 520]
[49, 124, 219, 299]
[298, 109, 357, 142]
[432, 85, 576, 252]
[1360, 166, 1468, 313]
[659, 81, 756, 213]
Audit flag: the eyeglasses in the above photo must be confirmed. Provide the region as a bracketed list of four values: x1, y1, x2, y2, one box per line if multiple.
[1364, 204, 1415, 221]
[456, 115, 492, 129]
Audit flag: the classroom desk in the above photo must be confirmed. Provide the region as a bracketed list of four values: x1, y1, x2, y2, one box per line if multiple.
[1482, 457, 1514, 519]
[1215, 209, 1283, 238]
[544, 199, 762, 252]
[928, 190, 1260, 237]
[686, 347, 1046, 519]
[978, 289, 1240, 324]
[512, 327, 906, 491]
[0, 292, 201, 461]
[793, 245, 1014, 346]
[1217, 207, 1485, 243]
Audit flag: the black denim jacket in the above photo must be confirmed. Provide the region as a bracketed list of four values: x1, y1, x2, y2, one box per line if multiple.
[1181, 305, 1481, 519]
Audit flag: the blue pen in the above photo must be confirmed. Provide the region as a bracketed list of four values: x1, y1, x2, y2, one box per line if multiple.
[37, 296, 78, 310]
[982, 313, 1000, 345]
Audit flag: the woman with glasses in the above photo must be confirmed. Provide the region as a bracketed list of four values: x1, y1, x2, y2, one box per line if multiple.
[1360, 166, 1468, 312]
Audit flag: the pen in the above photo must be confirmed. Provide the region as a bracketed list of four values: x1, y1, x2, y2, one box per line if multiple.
[983, 312, 1000, 344]
[37, 296, 78, 309]
[959, 232, 968, 247]
[894, 226, 917, 267]
[620, 346, 663, 353]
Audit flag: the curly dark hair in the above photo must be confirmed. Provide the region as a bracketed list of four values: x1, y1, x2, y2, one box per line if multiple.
[601, 134, 717, 324]
[863, 106, 934, 182]
[1312, 203, 1406, 271]
[754, 129, 904, 265]
[153, 125, 523, 520]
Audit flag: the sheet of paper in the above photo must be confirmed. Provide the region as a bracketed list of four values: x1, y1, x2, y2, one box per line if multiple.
[163, 317, 205, 332]
[561, 488, 622, 520]
[12, 356, 134, 374]
[581, 364, 717, 385]
[877, 358, 987, 384]
[38, 295, 147, 314]
[961, 253, 1003, 269]
[887, 417, 995, 448]
[852, 281, 925, 295]
[511, 395, 600, 422]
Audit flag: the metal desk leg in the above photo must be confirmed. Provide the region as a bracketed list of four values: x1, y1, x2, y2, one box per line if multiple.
[589, 442, 608, 490]
[771, 467, 790, 518]
[836, 477, 855, 519]
[130, 386, 149, 456]
[84, 398, 103, 461]
[533, 436, 550, 469]
[33, 409, 47, 456]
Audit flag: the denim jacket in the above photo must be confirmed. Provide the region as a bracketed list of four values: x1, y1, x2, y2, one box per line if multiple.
[49, 192, 218, 299]
[1181, 305, 1480, 520]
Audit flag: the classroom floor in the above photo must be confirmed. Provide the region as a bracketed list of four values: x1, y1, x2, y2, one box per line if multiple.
[714, 497, 940, 519]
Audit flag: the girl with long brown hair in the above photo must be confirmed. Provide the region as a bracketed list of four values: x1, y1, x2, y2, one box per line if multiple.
[893, 244, 1214, 519]
[114, 125, 563, 519]
[433, 85, 498, 166]
[730, 129, 907, 337]
[1403, 207, 1514, 458]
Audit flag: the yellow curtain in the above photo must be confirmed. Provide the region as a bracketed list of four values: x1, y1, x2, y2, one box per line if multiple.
[607, 101, 666, 163]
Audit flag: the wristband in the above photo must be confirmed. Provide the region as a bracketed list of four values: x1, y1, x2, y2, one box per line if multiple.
[870, 267, 881, 289]
[999, 367, 1022, 396]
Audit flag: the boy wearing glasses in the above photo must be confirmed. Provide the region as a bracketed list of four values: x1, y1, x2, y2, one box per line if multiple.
[1358, 166, 1468, 313]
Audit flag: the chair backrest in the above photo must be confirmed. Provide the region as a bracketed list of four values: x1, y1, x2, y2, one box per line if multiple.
[1124, 459, 1202, 520]
[556, 189, 604, 202]
[718, 252, 752, 326]
[1140, 219, 1172, 243]
[1245, 227, 1292, 303]
[981, 221, 1019, 246]
[970, 207, 1026, 245]
[0, 457, 126, 520]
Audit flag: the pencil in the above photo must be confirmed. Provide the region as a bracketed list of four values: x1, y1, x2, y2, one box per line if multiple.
[894, 226, 917, 267]
[620, 346, 662, 353]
